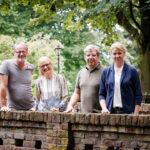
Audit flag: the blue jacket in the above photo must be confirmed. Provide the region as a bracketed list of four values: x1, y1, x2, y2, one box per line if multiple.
[99, 62, 142, 113]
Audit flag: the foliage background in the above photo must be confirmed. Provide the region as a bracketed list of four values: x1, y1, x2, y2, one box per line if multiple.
[0, 2, 140, 95]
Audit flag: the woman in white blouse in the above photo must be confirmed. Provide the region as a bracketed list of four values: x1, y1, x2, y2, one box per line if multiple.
[35, 56, 68, 111]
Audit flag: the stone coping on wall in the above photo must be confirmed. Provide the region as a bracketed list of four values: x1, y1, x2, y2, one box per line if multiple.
[1, 111, 150, 150]
[69, 102, 150, 113]
[0, 111, 150, 127]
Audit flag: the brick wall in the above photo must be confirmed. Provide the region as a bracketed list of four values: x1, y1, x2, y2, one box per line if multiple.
[0, 111, 150, 150]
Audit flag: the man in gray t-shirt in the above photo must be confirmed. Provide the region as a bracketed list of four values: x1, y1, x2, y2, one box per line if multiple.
[65, 44, 103, 113]
[0, 42, 35, 111]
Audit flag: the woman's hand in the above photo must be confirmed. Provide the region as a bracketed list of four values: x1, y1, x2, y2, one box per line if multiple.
[101, 108, 110, 114]
[100, 99, 110, 114]
[50, 108, 59, 112]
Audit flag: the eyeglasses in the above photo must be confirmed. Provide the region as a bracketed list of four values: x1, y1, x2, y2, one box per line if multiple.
[39, 63, 50, 68]
[15, 51, 26, 54]
[86, 54, 97, 57]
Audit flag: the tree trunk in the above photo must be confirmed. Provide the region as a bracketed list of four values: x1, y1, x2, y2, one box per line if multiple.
[140, 50, 150, 95]
[139, 0, 150, 95]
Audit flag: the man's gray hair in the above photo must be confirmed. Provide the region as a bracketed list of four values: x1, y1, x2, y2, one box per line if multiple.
[84, 44, 100, 55]
[14, 41, 28, 51]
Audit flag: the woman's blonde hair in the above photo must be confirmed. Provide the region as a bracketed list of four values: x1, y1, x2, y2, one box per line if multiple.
[110, 42, 126, 52]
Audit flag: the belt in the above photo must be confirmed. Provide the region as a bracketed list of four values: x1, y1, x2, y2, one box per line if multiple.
[112, 107, 123, 114]
[113, 107, 123, 111]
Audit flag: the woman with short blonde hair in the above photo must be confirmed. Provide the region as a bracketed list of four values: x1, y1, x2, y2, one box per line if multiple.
[35, 56, 68, 111]
[99, 42, 142, 115]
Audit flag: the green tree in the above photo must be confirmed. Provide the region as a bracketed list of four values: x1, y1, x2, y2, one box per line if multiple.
[0, 2, 103, 88]
[0, 34, 14, 63]
[6, 0, 148, 94]
[0, 33, 63, 95]
[1, 0, 146, 92]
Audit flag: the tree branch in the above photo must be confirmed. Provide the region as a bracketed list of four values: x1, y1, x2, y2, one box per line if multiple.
[129, 0, 144, 36]
[132, 4, 140, 8]
[116, 10, 142, 49]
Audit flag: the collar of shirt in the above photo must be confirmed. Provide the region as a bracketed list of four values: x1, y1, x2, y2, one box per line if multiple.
[86, 62, 101, 72]
[114, 64, 124, 75]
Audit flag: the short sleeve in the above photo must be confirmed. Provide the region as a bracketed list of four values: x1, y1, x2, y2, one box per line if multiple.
[0, 60, 9, 76]
[27, 62, 34, 72]
[75, 71, 81, 89]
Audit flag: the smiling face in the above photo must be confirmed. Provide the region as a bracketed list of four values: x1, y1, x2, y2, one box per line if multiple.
[38, 57, 53, 78]
[14, 43, 28, 63]
[84, 49, 100, 70]
[111, 47, 125, 65]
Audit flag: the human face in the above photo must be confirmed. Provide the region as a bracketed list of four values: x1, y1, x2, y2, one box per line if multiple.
[111, 47, 125, 65]
[84, 49, 99, 70]
[38, 60, 53, 76]
[14, 44, 28, 63]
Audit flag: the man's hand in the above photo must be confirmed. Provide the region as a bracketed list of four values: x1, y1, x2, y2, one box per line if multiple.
[0, 106, 11, 111]
[64, 88, 80, 113]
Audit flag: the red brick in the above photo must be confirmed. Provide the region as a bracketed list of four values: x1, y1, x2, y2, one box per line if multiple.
[23, 141, 35, 147]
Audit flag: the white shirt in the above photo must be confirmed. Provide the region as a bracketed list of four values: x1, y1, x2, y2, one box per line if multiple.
[113, 65, 123, 108]
[35, 74, 68, 111]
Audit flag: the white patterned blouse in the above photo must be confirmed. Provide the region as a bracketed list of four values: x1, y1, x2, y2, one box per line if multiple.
[35, 74, 68, 111]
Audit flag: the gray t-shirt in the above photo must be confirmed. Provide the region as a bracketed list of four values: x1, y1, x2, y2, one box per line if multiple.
[76, 63, 103, 113]
[0, 59, 35, 110]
